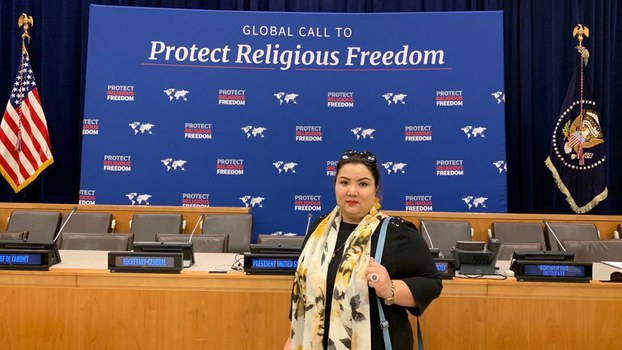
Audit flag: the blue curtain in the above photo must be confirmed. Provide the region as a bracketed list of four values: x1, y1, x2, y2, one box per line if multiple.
[0, 0, 619, 215]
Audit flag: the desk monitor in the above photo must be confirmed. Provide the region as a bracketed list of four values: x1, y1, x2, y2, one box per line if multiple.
[132, 241, 195, 268]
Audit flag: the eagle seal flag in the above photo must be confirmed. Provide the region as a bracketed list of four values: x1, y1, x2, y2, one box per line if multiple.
[545, 24, 607, 213]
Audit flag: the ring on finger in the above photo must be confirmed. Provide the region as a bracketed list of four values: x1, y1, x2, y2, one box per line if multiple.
[370, 273, 379, 282]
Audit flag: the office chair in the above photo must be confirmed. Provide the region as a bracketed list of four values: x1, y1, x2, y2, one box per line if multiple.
[6, 210, 62, 242]
[419, 220, 473, 259]
[497, 242, 543, 260]
[60, 233, 133, 251]
[545, 223, 599, 251]
[202, 214, 252, 253]
[489, 222, 547, 250]
[61, 212, 114, 233]
[257, 234, 304, 249]
[562, 240, 622, 263]
[156, 233, 229, 253]
[130, 213, 184, 242]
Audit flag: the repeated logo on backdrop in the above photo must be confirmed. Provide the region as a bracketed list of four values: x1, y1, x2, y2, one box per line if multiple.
[79, 189, 96, 204]
[81, 7, 506, 237]
[381, 161, 408, 174]
[216, 159, 244, 175]
[185, 123, 212, 139]
[219, 89, 246, 105]
[436, 90, 463, 106]
[405, 195, 433, 212]
[241, 125, 267, 138]
[404, 126, 432, 142]
[295, 126, 322, 141]
[129, 122, 155, 135]
[382, 92, 407, 105]
[240, 195, 266, 208]
[164, 88, 189, 101]
[107, 85, 135, 101]
[182, 193, 210, 207]
[274, 92, 299, 105]
[273, 161, 298, 174]
[126, 192, 152, 205]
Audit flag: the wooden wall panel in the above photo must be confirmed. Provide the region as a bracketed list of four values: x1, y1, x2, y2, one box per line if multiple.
[0, 287, 78, 350]
[385, 210, 622, 240]
[0, 269, 621, 349]
[0, 203, 249, 234]
[75, 288, 291, 350]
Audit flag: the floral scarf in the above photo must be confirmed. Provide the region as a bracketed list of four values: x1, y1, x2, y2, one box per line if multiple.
[290, 201, 382, 349]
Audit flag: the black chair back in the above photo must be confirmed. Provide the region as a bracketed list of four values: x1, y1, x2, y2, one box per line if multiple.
[60, 233, 133, 251]
[491, 222, 547, 249]
[61, 212, 113, 233]
[202, 214, 252, 253]
[156, 233, 229, 253]
[420, 220, 472, 259]
[131, 213, 183, 242]
[257, 234, 304, 249]
[7, 211, 61, 242]
[546, 223, 599, 251]
[562, 240, 622, 263]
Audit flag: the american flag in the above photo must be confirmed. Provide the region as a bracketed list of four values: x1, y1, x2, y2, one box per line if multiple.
[0, 43, 53, 192]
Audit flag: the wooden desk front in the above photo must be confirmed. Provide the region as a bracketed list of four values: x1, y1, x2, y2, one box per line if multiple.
[0, 252, 620, 350]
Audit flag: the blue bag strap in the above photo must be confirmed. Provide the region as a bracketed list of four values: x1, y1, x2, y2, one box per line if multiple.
[374, 217, 425, 350]
[417, 317, 424, 350]
[374, 217, 390, 262]
[375, 217, 392, 350]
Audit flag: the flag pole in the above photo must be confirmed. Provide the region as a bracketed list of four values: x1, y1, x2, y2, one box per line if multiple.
[14, 14, 34, 153]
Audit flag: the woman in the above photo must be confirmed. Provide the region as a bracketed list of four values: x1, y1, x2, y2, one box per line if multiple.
[284, 150, 442, 350]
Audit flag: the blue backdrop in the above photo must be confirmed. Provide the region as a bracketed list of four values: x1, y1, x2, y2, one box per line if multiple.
[81, 5, 506, 237]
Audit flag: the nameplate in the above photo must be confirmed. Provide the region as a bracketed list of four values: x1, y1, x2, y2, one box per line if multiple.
[0, 249, 53, 271]
[511, 260, 592, 282]
[108, 251, 183, 273]
[244, 253, 299, 275]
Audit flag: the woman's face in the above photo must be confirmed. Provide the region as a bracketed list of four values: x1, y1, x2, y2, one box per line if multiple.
[335, 163, 377, 224]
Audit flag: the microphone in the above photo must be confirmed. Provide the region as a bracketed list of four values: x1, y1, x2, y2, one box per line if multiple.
[543, 218, 566, 252]
[53, 206, 78, 243]
[188, 213, 205, 243]
[304, 213, 313, 235]
[420, 220, 443, 258]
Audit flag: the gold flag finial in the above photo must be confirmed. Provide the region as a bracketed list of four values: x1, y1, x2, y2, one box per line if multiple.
[18, 13, 34, 43]
[572, 24, 589, 48]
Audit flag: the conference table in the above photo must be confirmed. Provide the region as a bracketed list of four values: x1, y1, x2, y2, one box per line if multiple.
[0, 251, 621, 350]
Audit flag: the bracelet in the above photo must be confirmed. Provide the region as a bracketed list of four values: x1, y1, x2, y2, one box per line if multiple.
[384, 280, 396, 305]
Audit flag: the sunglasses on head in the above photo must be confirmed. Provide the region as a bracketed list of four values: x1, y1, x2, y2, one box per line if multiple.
[340, 150, 377, 164]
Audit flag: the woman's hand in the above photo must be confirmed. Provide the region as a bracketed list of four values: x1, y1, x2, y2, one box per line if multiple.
[367, 257, 417, 307]
[367, 257, 392, 298]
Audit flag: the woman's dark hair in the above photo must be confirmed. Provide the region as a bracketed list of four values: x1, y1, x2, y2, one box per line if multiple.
[335, 150, 381, 188]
